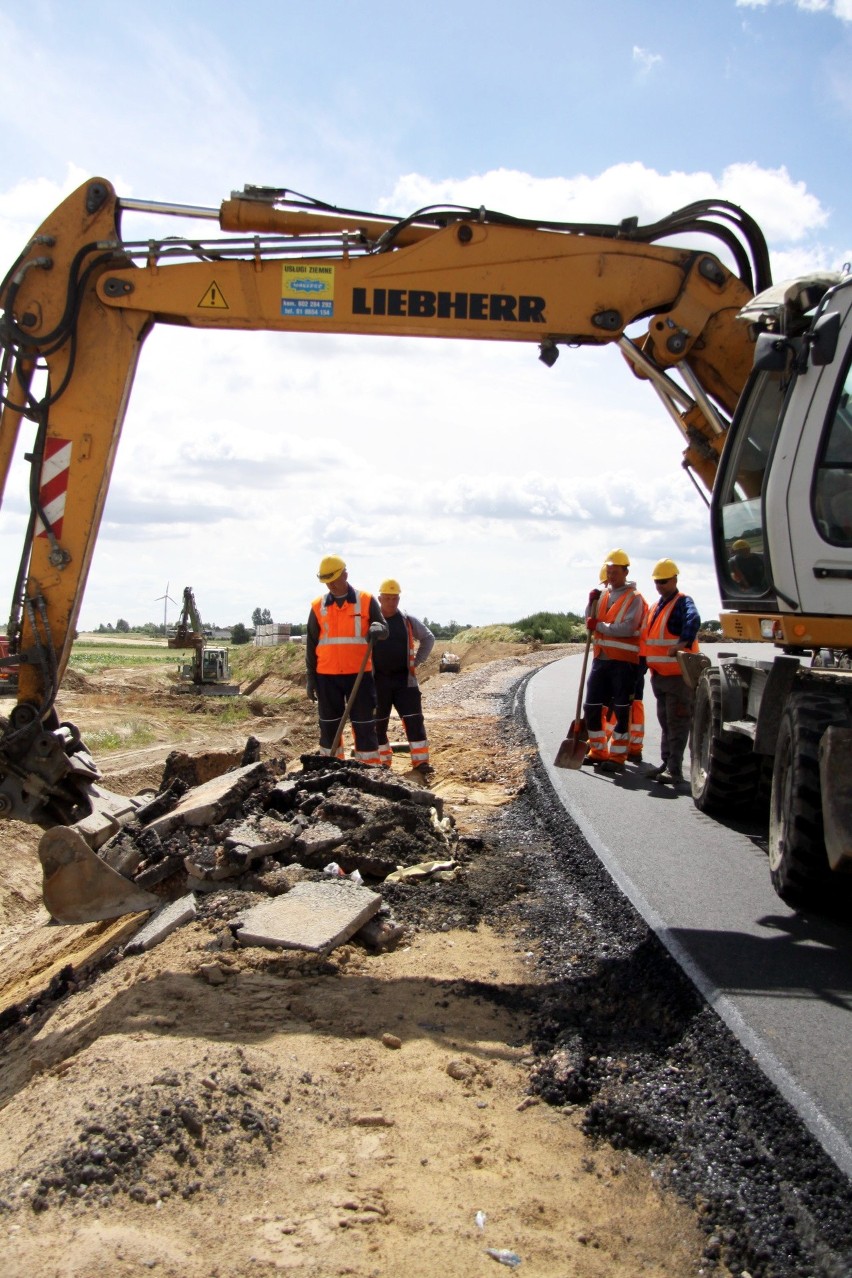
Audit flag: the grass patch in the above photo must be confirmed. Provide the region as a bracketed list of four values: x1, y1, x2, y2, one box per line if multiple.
[71, 642, 178, 673]
[452, 625, 527, 644]
[228, 644, 306, 680]
[83, 720, 158, 752]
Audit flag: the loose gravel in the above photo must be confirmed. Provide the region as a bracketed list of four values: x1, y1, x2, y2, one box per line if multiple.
[413, 657, 852, 1278]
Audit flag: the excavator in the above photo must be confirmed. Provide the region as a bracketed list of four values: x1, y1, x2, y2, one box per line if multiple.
[1, 177, 851, 923]
[169, 586, 236, 695]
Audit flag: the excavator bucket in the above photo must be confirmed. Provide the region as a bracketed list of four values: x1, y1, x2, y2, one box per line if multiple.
[38, 827, 160, 925]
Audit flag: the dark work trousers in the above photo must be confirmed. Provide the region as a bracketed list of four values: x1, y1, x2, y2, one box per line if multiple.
[374, 672, 427, 745]
[584, 658, 637, 734]
[649, 670, 694, 774]
[316, 671, 379, 756]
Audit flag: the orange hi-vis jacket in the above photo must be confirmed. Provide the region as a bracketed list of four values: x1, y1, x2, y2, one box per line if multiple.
[593, 586, 643, 664]
[312, 591, 374, 675]
[643, 593, 700, 675]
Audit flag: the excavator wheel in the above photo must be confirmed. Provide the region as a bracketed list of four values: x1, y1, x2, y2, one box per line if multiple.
[690, 668, 761, 814]
[768, 690, 849, 909]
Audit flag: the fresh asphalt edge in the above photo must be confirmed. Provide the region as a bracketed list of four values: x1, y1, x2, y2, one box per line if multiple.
[497, 663, 852, 1278]
[521, 670, 852, 1186]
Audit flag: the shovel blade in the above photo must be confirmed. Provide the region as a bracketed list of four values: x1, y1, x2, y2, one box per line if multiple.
[554, 721, 588, 770]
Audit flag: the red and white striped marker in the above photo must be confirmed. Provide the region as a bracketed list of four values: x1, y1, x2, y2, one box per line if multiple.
[35, 437, 71, 539]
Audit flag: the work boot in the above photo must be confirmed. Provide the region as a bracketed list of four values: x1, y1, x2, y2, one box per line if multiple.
[595, 758, 625, 774]
[648, 762, 668, 780]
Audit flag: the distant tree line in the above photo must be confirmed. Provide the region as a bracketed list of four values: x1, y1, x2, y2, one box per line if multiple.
[91, 607, 588, 647]
[421, 618, 471, 639]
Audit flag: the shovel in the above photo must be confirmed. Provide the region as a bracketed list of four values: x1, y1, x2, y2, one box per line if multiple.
[554, 601, 596, 769]
[329, 634, 375, 758]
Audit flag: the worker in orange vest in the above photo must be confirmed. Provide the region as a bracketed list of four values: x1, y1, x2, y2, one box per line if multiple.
[372, 578, 436, 773]
[598, 563, 648, 763]
[306, 556, 388, 765]
[643, 558, 701, 787]
[583, 549, 647, 773]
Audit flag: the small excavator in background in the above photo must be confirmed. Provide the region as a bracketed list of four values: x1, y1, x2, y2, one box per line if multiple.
[168, 587, 238, 695]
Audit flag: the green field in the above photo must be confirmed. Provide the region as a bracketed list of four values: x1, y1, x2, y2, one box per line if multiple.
[70, 640, 180, 674]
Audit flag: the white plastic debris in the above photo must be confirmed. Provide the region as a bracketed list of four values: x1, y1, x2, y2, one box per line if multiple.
[322, 861, 344, 877]
[475, 1210, 487, 1230]
[485, 1250, 522, 1269]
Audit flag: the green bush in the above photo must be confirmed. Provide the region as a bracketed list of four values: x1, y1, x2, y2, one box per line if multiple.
[511, 611, 583, 643]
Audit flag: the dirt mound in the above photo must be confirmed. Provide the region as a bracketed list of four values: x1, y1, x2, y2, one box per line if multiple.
[61, 668, 97, 693]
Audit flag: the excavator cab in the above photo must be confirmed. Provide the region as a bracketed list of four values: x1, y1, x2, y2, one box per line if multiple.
[712, 272, 852, 641]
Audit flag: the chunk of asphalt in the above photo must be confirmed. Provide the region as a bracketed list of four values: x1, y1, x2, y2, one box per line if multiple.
[233, 881, 381, 953]
[124, 894, 197, 954]
[144, 762, 266, 837]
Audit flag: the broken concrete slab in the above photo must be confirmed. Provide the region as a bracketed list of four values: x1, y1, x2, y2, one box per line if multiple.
[233, 880, 381, 953]
[292, 820, 348, 865]
[225, 815, 299, 865]
[183, 845, 242, 884]
[144, 762, 266, 838]
[125, 894, 197, 954]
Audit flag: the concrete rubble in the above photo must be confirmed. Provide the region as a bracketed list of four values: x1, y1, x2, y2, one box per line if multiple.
[234, 880, 382, 953]
[102, 751, 457, 955]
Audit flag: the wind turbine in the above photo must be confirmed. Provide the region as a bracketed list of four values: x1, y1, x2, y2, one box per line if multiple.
[154, 582, 177, 638]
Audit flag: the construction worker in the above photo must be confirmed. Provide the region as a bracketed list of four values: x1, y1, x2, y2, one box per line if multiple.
[583, 549, 647, 773]
[598, 562, 647, 763]
[643, 558, 701, 787]
[306, 556, 388, 765]
[372, 579, 436, 773]
[728, 538, 767, 591]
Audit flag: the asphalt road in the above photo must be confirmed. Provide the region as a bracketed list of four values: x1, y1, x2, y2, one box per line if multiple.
[525, 643, 852, 1181]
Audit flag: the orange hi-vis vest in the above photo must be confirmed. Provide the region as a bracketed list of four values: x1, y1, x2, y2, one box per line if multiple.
[593, 587, 642, 664]
[312, 591, 373, 675]
[644, 593, 699, 675]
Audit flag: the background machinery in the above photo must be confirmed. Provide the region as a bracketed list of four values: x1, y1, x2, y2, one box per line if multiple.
[1, 177, 850, 920]
[168, 586, 237, 695]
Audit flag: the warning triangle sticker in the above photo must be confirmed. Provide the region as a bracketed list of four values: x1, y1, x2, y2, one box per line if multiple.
[198, 281, 229, 309]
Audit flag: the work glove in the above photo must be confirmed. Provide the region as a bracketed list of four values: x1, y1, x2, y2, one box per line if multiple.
[306, 672, 317, 702]
[368, 622, 386, 639]
[585, 617, 597, 632]
[588, 588, 602, 604]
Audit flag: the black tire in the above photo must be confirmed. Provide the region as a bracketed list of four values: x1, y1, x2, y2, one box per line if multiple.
[768, 690, 848, 908]
[690, 668, 760, 813]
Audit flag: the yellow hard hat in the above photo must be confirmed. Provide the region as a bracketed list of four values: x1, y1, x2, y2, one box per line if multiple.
[317, 554, 346, 583]
[732, 539, 750, 552]
[379, 578, 401, 595]
[652, 557, 679, 579]
[599, 565, 608, 583]
[605, 548, 630, 567]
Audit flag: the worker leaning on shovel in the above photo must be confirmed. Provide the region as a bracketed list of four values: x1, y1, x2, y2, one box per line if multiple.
[582, 549, 647, 773]
[306, 556, 388, 765]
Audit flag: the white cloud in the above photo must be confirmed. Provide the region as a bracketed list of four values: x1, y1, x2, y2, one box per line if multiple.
[633, 46, 663, 74]
[736, 0, 852, 17]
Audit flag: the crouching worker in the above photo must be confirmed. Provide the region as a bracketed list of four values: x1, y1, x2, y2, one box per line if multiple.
[306, 556, 388, 765]
[372, 578, 435, 773]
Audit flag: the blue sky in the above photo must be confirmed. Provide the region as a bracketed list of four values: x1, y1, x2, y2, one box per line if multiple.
[1, 0, 851, 629]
